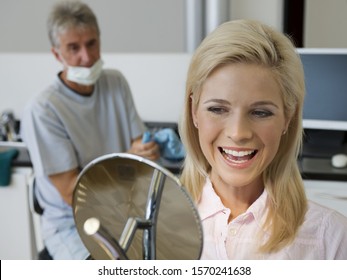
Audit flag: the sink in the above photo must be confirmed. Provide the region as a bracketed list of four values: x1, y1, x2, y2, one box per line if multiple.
[0, 141, 31, 167]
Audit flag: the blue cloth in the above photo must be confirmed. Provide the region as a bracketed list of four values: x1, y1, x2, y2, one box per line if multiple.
[0, 148, 19, 186]
[142, 128, 185, 160]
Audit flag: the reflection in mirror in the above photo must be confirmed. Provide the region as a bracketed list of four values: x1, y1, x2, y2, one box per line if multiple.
[73, 153, 203, 260]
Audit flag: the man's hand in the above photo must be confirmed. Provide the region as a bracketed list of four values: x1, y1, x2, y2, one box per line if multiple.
[128, 136, 160, 161]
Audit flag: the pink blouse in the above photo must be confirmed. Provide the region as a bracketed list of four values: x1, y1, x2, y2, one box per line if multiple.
[198, 178, 347, 259]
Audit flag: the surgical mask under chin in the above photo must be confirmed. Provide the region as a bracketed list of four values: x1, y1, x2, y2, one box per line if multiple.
[66, 59, 103, 86]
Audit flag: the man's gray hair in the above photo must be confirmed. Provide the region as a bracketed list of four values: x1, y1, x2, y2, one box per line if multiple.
[47, 1, 100, 48]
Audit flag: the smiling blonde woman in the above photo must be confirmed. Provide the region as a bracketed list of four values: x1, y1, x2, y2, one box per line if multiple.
[179, 19, 347, 259]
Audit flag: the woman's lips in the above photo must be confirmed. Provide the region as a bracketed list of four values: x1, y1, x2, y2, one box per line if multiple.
[219, 147, 258, 164]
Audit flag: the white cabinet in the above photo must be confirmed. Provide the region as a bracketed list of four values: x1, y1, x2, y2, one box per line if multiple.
[0, 167, 36, 259]
[304, 180, 347, 217]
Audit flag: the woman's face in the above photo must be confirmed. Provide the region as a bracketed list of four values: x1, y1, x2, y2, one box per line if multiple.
[192, 63, 289, 191]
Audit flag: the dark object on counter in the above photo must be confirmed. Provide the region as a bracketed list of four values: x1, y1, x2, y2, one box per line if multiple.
[0, 110, 21, 142]
[0, 148, 19, 186]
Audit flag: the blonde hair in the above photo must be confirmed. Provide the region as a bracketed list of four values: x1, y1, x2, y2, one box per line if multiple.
[179, 19, 307, 253]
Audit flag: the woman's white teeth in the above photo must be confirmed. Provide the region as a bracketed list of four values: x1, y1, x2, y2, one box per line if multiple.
[223, 149, 255, 157]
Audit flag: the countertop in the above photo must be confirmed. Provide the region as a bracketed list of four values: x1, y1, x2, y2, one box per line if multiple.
[299, 157, 347, 181]
[0, 141, 183, 173]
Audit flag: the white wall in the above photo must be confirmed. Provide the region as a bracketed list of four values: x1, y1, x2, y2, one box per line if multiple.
[0, 0, 283, 53]
[230, 0, 284, 31]
[0, 53, 191, 123]
[9, 0, 347, 51]
[305, 0, 347, 47]
[0, 0, 186, 53]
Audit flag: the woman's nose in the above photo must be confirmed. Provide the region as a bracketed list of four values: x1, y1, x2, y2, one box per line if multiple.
[226, 114, 253, 143]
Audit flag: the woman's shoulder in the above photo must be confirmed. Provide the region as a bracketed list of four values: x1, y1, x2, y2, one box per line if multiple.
[306, 200, 347, 230]
[302, 201, 347, 259]
[294, 200, 347, 246]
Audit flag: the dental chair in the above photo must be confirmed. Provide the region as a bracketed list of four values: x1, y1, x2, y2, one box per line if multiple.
[28, 178, 53, 260]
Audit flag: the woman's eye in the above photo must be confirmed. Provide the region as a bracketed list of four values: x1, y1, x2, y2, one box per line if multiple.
[252, 110, 274, 118]
[207, 107, 227, 114]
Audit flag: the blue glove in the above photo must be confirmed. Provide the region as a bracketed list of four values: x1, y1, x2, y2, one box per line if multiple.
[142, 128, 185, 161]
[142, 131, 152, 143]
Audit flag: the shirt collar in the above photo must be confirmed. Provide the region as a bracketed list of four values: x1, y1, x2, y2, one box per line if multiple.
[198, 177, 226, 220]
[198, 177, 269, 227]
[55, 72, 99, 103]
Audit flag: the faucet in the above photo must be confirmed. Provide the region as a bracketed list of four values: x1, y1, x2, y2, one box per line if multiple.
[0, 110, 19, 142]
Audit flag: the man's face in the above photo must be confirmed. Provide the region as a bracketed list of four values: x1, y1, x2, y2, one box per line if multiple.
[54, 26, 100, 68]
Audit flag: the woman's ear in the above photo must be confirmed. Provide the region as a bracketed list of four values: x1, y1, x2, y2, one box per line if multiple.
[283, 118, 291, 135]
[190, 95, 198, 128]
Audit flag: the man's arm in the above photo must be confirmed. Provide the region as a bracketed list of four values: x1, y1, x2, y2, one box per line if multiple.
[49, 168, 79, 206]
[48, 134, 160, 206]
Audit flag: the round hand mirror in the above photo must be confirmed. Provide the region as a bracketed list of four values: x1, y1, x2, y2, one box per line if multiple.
[73, 153, 203, 260]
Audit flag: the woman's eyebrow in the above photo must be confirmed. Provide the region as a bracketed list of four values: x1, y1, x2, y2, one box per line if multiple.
[203, 99, 280, 109]
[251, 101, 280, 109]
[203, 99, 231, 105]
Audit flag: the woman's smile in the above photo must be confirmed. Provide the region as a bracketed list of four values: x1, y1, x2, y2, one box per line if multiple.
[219, 147, 258, 167]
